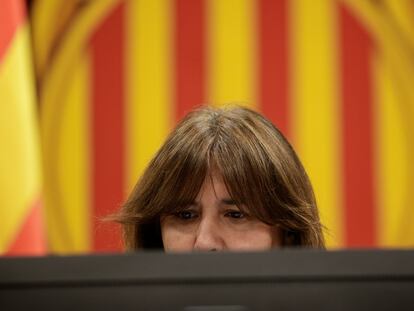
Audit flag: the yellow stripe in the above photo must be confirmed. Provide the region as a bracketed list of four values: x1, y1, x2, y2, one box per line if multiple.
[346, 0, 414, 247]
[45, 53, 91, 253]
[31, 0, 61, 75]
[383, 0, 414, 50]
[207, 0, 257, 109]
[343, 0, 414, 246]
[40, 0, 119, 253]
[0, 25, 42, 252]
[373, 54, 414, 247]
[31, 1, 79, 77]
[125, 0, 173, 191]
[290, 0, 342, 248]
[41, 0, 118, 131]
[342, 1, 414, 105]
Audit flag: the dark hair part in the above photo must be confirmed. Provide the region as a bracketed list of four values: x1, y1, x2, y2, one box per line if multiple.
[114, 106, 325, 249]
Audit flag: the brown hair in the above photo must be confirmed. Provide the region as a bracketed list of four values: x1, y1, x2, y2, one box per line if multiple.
[115, 105, 325, 249]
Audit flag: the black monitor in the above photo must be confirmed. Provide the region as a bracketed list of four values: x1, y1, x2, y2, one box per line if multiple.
[1, 250, 413, 310]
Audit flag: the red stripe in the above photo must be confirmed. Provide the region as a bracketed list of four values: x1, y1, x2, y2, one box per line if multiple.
[339, 4, 376, 247]
[258, 0, 290, 137]
[90, 2, 125, 252]
[174, 0, 205, 122]
[0, 0, 25, 61]
[6, 197, 46, 256]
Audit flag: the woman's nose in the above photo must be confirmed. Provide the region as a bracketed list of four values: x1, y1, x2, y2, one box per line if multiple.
[193, 217, 225, 251]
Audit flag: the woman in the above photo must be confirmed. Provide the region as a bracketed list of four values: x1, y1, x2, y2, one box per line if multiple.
[115, 105, 325, 251]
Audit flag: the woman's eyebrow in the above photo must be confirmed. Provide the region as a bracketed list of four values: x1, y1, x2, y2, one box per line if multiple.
[173, 200, 198, 209]
[185, 201, 198, 207]
[221, 198, 238, 205]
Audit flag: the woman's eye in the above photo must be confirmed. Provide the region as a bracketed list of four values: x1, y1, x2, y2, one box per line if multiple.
[175, 210, 197, 220]
[225, 210, 245, 219]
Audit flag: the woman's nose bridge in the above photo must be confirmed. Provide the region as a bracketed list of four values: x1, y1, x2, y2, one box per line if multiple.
[194, 214, 223, 249]
[197, 214, 219, 237]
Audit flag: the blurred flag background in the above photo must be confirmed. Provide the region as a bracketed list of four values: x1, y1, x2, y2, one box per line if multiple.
[1, 0, 413, 255]
[0, 0, 45, 255]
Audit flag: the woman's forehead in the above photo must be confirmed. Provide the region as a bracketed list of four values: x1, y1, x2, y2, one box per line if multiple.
[195, 171, 230, 201]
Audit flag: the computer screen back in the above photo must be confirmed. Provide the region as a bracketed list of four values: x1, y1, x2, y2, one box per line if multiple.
[1, 250, 413, 311]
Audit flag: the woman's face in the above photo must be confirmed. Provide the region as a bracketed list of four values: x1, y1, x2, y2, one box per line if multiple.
[160, 172, 281, 252]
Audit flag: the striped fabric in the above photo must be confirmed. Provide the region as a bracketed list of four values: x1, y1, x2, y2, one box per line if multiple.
[29, 0, 414, 253]
[0, 0, 45, 255]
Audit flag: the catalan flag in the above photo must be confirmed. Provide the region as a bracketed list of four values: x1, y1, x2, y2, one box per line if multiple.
[0, 0, 45, 255]
[29, 0, 414, 253]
